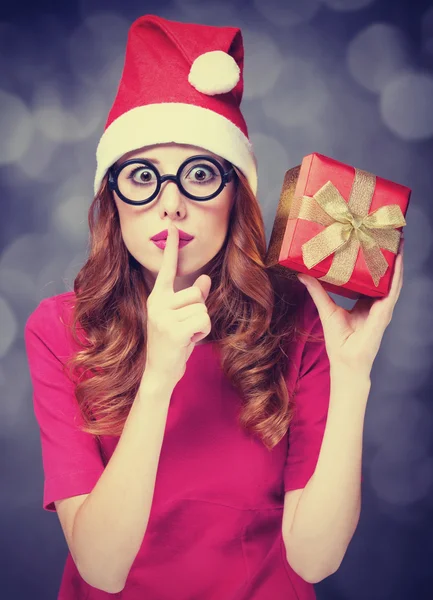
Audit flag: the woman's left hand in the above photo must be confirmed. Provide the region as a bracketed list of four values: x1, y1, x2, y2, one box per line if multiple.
[297, 238, 405, 377]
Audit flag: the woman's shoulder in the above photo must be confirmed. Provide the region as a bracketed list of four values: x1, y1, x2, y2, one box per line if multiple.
[26, 290, 75, 327]
[25, 291, 78, 353]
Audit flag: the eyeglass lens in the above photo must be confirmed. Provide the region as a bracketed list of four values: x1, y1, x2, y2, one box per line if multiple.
[116, 158, 224, 202]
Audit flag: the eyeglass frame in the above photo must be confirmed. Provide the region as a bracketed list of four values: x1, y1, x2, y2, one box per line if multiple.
[107, 154, 236, 206]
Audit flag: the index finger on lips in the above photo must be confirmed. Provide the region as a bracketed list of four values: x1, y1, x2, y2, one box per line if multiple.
[154, 222, 179, 294]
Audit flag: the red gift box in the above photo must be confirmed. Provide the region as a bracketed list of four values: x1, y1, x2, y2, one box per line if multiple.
[265, 153, 411, 299]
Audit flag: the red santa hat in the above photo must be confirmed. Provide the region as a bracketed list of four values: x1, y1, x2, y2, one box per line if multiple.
[94, 14, 258, 197]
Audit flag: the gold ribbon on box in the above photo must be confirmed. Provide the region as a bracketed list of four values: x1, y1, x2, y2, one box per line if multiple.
[288, 168, 407, 287]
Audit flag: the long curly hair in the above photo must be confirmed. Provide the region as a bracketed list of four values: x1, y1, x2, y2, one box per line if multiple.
[62, 166, 315, 451]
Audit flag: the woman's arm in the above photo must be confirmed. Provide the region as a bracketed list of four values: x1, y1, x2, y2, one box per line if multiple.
[71, 370, 174, 593]
[283, 366, 370, 583]
[285, 232, 403, 583]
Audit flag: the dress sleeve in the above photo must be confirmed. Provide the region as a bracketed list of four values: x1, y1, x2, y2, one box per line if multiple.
[283, 288, 331, 492]
[24, 296, 105, 512]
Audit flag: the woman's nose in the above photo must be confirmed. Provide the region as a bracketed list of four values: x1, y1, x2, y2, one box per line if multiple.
[158, 176, 184, 202]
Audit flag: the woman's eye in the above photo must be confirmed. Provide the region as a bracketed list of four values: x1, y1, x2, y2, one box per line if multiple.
[129, 168, 155, 184]
[187, 166, 215, 183]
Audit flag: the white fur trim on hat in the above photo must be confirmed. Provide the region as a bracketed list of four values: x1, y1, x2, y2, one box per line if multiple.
[94, 103, 258, 196]
[188, 50, 240, 95]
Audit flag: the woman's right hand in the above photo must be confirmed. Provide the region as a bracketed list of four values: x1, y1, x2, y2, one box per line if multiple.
[145, 222, 212, 387]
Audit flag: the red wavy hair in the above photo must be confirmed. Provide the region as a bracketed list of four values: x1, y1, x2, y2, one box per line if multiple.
[62, 166, 318, 451]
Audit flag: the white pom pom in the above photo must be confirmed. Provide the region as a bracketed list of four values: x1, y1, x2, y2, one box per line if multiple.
[188, 50, 240, 96]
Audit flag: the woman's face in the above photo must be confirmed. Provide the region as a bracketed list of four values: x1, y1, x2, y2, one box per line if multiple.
[112, 142, 236, 293]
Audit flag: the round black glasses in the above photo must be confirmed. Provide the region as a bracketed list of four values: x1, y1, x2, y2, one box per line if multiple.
[108, 155, 235, 206]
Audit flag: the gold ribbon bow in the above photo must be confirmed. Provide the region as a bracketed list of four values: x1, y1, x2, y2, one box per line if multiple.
[288, 168, 407, 287]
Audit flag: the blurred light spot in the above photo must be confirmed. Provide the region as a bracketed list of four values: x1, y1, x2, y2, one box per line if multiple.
[36, 254, 77, 298]
[250, 133, 289, 201]
[347, 23, 411, 93]
[283, 116, 331, 157]
[15, 128, 58, 182]
[52, 194, 89, 244]
[0, 234, 61, 297]
[262, 58, 330, 127]
[0, 90, 34, 164]
[0, 267, 40, 326]
[0, 268, 37, 303]
[321, 0, 377, 10]
[253, 0, 321, 27]
[0, 295, 17, 358]
[242, 29, 284, 99]
[363, 134, 414, 186]
[50, 174, 93, 243]
[0, 234, 77, 316]
[380, 71, 433, 140]
[33, 83, 105, 144]
[299, 73, 383, 164]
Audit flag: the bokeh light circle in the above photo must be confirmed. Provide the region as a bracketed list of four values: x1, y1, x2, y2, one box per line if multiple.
[0, 90, 34, 165]
[347, 23, 410, 93]
[380, 71, 433, 140]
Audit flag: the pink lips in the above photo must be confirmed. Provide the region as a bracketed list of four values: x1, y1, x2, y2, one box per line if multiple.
[151, 228, 194, 241]
[152, 239, 192, 249]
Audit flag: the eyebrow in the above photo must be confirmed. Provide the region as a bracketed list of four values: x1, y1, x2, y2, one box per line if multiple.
[138, 154, 223, 165]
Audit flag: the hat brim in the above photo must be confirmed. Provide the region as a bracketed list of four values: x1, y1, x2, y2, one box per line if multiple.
[94, 103, 258, 197]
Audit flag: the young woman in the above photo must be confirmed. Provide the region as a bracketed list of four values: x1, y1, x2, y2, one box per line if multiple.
[24, 13, 404, 600]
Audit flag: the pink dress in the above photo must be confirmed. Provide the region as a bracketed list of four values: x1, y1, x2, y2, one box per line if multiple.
[24, 286, 333, 600]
